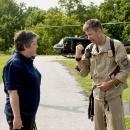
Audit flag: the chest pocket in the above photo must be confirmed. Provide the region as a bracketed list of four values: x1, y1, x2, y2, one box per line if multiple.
[89, 39, 116, 80]
[90, 53, 110, 78]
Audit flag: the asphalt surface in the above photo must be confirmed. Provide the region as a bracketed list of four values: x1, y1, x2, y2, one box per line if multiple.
[0, 56, 94, 130]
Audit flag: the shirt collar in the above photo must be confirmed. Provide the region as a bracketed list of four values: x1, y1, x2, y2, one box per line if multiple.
[14, 52, 33, 64]
[91, 37, 110, 55]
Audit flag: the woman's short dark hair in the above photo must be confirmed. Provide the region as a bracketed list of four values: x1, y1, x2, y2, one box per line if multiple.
[14, 30, 39, 51]
[83, 19, 103, 32]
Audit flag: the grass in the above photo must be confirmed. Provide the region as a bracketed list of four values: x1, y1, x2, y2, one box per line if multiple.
[125, 116, 130, 130]
[0, 55, 11, 82]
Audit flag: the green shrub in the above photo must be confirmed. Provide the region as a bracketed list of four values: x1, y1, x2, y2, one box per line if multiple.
[126, 48, 130, 54]
[6, 47, 14, 55]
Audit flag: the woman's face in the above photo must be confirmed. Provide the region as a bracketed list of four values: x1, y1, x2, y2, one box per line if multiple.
[25, 40, 38, 57]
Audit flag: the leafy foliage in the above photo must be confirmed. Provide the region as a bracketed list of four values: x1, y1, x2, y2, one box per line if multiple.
[0, 0, 130, 54]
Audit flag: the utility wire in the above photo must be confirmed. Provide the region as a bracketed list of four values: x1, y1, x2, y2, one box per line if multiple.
[35, 22, 130, 28]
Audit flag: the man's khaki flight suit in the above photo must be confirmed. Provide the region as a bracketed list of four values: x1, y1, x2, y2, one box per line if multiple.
[76, 37, 130, 130]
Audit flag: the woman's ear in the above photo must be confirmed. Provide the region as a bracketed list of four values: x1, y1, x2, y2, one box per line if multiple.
[23, 44, 26, 50]
[23, 44, 29, 50]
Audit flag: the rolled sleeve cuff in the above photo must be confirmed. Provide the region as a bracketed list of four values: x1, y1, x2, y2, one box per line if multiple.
[75, 65, 80, 72]
[5, 85, 19, 90]
[75, 65, 89, 77]
[115, 74, 127, 83]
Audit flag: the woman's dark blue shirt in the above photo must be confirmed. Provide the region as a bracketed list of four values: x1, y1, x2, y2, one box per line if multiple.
[3, 52, 41, 116]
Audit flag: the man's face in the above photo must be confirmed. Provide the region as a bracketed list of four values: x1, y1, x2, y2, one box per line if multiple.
[85, 28, 101, 44]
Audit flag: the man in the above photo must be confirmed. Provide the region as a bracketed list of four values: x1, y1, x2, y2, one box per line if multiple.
[75, 19, 130, 130]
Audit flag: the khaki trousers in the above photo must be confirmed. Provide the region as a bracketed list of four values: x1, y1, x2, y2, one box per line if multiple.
[94, 95, 126, 130]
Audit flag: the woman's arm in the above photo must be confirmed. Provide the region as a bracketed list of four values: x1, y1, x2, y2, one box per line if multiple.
[8, 90, 23, 129]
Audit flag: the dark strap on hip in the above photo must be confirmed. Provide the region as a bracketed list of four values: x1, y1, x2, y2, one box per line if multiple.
[88, 90, 94, 121]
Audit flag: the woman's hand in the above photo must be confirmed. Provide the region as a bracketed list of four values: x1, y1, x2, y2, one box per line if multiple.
[13, 117, 23, 129]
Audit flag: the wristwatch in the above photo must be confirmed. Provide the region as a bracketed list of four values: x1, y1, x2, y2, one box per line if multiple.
[75, 57, 81, 61]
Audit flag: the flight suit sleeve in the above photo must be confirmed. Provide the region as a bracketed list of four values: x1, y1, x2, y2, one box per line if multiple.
[115, 44, 130, 83]
[75, 53, 90, 77]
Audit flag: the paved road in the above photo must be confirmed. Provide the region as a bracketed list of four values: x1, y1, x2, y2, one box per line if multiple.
[0, 56, 94, 130]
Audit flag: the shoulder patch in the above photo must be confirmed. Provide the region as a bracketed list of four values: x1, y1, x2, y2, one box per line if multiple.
[120, 58, 129, 67]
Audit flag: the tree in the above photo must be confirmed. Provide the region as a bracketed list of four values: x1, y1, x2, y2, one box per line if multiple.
[25, 7, 46, 27]
[98, 0, 116, 22]
[0, 0, 130, 54]
[73, 2, 98, 24]
[0, 0, 26, 51]
[97, 0, 130, 40]
[29, 7, 82, 54]
[58, 0, 82, 16]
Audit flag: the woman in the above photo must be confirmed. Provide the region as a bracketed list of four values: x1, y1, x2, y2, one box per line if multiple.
[3, 30, 41, 130]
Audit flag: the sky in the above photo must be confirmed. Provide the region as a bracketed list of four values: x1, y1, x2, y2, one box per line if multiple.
[15, 0, 104, 10]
